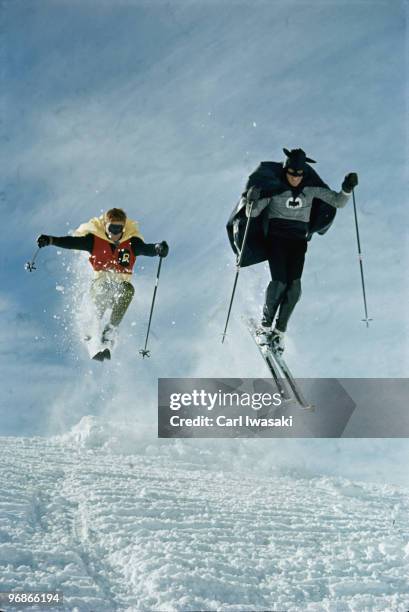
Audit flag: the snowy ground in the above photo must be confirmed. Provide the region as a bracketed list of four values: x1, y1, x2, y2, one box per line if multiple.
[1, 419, 408, 612]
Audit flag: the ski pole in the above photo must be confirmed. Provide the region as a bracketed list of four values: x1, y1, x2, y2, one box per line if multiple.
[221, 201, 254, 343]
[25, 247, 41, 272]
[351, 187, 372, 327]
[139, 256, 164, 358]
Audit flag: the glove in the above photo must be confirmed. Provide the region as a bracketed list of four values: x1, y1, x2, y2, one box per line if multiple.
[155, 241, 169, 258]
[245, 186, 261, 217]
[246, 186, 261, 203]
[342, 172, 358, 193]
[37, 234, 52, 248]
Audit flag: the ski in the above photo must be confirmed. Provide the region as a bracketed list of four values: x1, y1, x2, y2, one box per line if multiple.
[269, 348, 314, 411]
[246, 318, 289, 399]
[246, 317, 313, 410]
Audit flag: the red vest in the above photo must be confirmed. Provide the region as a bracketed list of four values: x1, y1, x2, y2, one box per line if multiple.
[89, 235, 136, 274]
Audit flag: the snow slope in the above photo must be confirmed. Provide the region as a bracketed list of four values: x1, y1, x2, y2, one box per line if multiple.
[0, 418, 408, 612]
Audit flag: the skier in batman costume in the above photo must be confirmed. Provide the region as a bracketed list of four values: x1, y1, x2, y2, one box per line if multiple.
[37, 208, 169, 360]
[227, 148, 358, 354]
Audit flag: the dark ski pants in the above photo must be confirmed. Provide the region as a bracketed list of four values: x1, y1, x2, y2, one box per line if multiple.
[262, 238, 307, 332]
[90, 276, 135, 327]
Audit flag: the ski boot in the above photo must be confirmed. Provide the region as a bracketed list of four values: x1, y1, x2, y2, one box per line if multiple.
[270, 328, 285, 355]
[101, 324, 117, 351]
[92, 348, 111, 362]
[255, 324, 273, 347]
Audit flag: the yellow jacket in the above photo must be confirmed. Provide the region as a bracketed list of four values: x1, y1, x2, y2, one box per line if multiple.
[74, 214, 144, 283]
[74, 214, 143, 242]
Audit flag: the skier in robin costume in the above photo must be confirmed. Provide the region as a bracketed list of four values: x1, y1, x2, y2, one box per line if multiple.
[37, 208, 168, 360]
[227, 148, 358, 354]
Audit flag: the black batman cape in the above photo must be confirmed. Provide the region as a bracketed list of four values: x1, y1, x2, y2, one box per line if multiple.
[226, 161, 336, 267]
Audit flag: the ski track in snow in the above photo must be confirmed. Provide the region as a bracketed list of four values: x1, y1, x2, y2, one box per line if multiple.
[0, 435, 408, 612]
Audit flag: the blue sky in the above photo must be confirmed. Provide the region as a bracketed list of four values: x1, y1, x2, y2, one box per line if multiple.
[0, 0, 408, 480]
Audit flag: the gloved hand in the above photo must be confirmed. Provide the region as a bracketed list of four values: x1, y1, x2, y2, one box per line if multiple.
[245, 186, 262, 217]
[246, 186, 261, 203]
[37, 234, 52, 248]
[155, 241, 169, 257]
[342, 172, 358, 193]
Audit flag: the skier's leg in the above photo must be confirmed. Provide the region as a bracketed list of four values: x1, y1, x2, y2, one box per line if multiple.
[275, 240, 307, 332]
[90, 277, 112, 320]
[263, 238, 288, 326]
[99, 281, 134, 351]
[110, 281, 135, 327]
[275, 279, 302, 332]
[262, 278, 287, 326]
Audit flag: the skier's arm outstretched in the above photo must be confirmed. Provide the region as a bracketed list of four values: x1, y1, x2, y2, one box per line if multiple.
[37, 233, 169, 257]
[309, 173, 359, 209]
[37, 234, 94, 251]
[130, 237, 169, 257]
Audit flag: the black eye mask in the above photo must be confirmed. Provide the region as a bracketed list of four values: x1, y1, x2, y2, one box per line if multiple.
[286, 168, 304, 177]
[108, 224, 124, 235]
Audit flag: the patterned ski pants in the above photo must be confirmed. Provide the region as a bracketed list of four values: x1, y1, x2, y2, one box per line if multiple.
[90, 277, 135, 327]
